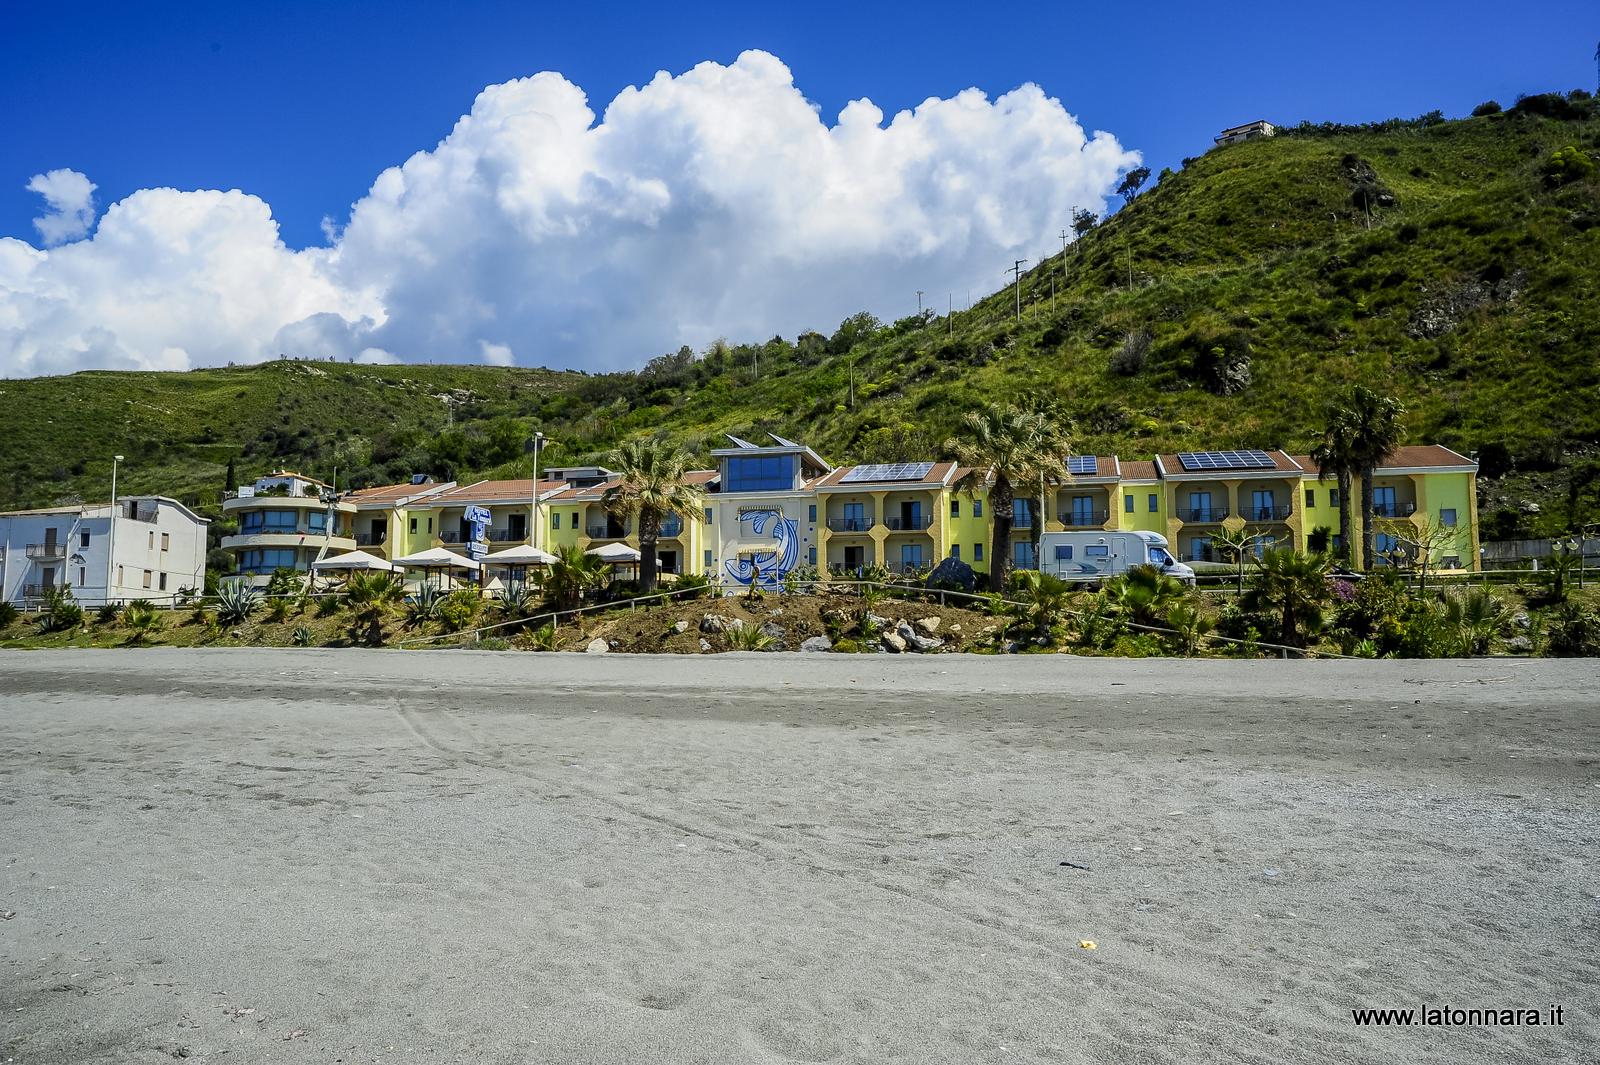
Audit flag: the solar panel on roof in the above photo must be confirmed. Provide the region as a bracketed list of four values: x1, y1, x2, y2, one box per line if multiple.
[839, 461, 935, 484]
[1066, 455, 1098, 475]
[1177, 449, 1275, 472]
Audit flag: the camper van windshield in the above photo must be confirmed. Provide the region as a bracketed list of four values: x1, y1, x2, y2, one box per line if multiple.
[1149, 546, 1172, 565]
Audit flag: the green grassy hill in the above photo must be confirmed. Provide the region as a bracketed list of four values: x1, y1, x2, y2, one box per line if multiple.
[5, 92, 1598, 540]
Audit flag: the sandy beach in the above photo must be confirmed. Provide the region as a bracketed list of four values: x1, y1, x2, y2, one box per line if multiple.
[1, 650, 1596, 1064]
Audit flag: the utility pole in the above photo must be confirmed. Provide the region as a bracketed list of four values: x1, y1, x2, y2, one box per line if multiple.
[947, 293, 953, 337]
[916, 290, 924, 318]
[526, 431, 545, 550]
[106, 454, 123, 604]
[1010, 259, 1028, 320]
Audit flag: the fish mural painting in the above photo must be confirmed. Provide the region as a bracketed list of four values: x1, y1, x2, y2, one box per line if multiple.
[724, 509, 801, 589]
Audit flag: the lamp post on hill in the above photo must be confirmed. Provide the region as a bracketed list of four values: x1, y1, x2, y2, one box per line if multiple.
[106, 454, 124, 604]
[526, 432, 546, 550]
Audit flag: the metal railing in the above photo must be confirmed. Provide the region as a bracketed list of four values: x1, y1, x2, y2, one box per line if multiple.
[883, 515, 933, 531]
[24, 543, 66, 560]
[586, 525, 629, 539]
[1180, 508, 1229, 523]
[355, 531, 388, 546]
[1373, 503, 1417, 518]
[826, 517, 873, 532]
[1242, 505, 1292, 521]
[1058, 510, 1109, 527]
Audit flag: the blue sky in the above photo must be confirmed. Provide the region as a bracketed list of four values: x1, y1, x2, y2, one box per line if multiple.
[0, 1, 1592, 377]
[2, 0, 1589, 249]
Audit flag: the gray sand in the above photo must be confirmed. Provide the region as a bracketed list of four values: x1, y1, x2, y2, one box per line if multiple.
[1, 650, 1596, 1064]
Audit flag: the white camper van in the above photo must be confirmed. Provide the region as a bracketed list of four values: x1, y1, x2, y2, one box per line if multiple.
[1036, 530, 1195, 585]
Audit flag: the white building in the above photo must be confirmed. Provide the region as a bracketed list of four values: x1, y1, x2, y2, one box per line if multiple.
[0, 496, 210, 607]
[220, 471, 356, 585]
[705, 434, 831, 592]
[1214, 120, 1276, 146]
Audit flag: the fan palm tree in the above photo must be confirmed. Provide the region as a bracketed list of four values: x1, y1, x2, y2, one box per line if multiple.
[1010, 569, 1073, 641]
[602, 439, 708, 594]
[1439, 586, 1508, 656]
[1246, 548, 1331, 649]
[1342, 386, 1406, 571]
[1311, 410, 1360, 566]
[545, 544, 608, 611]
[344, 571, 404, 647]
[947, 405, 1070, 591]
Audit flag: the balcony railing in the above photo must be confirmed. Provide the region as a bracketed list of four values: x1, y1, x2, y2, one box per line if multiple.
[439, 530, 466, 544]
[827, 518, 873, 533]
[884, 515, 933, 531]
[22, 583, 55, 599]
[1180, 508, 1229, 523]
[1373, 502, 1417, 518]
[587, 525, 629, 539]
[355, 531, 388, 546]
[1058, 510, 1109, 527]
[488, 527, 529, 542]
[25, 543, 67, 560]
[1242, 505, 1292, 521]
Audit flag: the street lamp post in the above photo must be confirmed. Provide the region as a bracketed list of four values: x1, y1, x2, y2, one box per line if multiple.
[106, 454, 124, 605]
[526, 432, 546, 550]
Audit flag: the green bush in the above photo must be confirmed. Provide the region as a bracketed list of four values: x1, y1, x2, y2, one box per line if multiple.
[215, 581, 259, 625]
[1543, 145, 1597, 187]
[673, 572, 712, 600]
[436, 588, 481, 632]
[0, 601, 19, 628]
[265, 596, 292, 623]
[35, 587, 84, 633]
[122, 600, 161, 644]
[292, 624, 315, 647]
[1543, 602, 1600, 657]
[95, 603, 122, 624]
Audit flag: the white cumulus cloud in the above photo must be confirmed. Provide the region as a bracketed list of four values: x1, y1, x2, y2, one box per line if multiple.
[0, 51, 1139, 378]
[26, 168, 98, 245]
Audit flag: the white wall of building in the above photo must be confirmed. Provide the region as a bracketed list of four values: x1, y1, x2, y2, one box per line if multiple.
[0, 497, 208, 606]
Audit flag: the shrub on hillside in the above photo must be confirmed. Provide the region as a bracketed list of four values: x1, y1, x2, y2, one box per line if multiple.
[1471, 100, 1502, 117]
[1110, 329, 1153, 376]
[1542, 146, 1596, 188]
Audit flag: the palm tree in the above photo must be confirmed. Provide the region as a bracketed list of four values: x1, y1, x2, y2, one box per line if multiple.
[602, 439, 708, 594]
[1440, 586, 1507, 656]
[1343, 386, 1406, 571]
[1312, 410, 1360, 566]
[947, 405, 1070, 592]
[344, 571, 403, 646]
[1010, 569, 1072, 641]
[1107, 564, 1187, 627]
[545, 544, 608, 612]
[1246, 548, 1331, 649]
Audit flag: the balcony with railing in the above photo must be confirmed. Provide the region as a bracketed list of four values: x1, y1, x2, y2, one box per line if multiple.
[883, 514, 933, 531]
[1372, 501, 1417, 518]
[826, 517, 873, 533]
[22, 583, 57, 599]
[25, 543, 67, 560]
[354, 530, 388, 547]
[1241, 505, 1293, 522]
[1058, 509, 1109, 528]
[586, 523, 630, 540]
[1179, 507, 1229, 523]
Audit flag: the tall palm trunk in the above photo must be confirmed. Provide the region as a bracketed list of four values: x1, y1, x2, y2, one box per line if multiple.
[638, 510, 660, 593]
[1336, 469, 1353, 565]
[1359, 466, 1376, 571]
[990, 478, 1015, 592]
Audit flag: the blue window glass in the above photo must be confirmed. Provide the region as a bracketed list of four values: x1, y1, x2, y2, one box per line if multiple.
[809, 546, 817, 565]
[1124, 495, 1135, 513]
[551, 512, 561, 530]
[1148, 494, 1159, 513]
[704, 507, 713, 525]
[1014, 499, 1033, 527]
[1086, 545, 1110, 558]
[808, 504, 817, 522]
[703, 549, 713, 567]
[950, 499, 960, 518]
[307, 510, 327, 532]
[974, 543, 984, 561]
[950, 544, 961, 559]
[973, 499, 983, 518]
[241, 509, 297, 533]
[1013, 541, 1036, 567]
[1440, 509, 1457, 527]
[1054, 545, 1073, 560]
[725, 455, 794, 493]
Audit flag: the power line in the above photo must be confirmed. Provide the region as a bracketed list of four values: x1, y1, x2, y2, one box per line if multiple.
[1009, 259, 1028, 320]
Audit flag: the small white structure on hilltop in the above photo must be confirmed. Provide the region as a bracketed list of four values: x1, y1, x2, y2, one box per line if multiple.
[1214, 120, 1276, 146]
[0, 497, 209, 607]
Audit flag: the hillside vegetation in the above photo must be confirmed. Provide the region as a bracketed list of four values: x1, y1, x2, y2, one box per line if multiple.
[4, 91, 1598, 540]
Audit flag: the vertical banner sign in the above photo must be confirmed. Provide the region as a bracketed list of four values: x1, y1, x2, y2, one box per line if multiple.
[464, 505, 491, 560]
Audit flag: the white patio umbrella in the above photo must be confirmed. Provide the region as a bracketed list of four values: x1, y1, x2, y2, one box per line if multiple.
[585, 542, 641, 562]
[309, 549, 395, 572]
[392, 546, 479, 590]
[481, 543, 558, 595]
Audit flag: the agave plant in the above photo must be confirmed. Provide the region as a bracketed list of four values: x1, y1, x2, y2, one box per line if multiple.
[528, 622, 559, 652]
[215, 581, 260, 625]
[291, 624, 315, 647]
[122, 600, 161, 644]
[406, 583, 444, 628]
[727, 623, 775, 651]
[35, 586, 84, 633]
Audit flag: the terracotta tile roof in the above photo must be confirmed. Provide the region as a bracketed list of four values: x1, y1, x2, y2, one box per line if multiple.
[546, 478, 625, 503]
[1118, 460, 1158, 481]
[683, 469, 719, 485]
[343, 480, 453, 505]
[1379, 445, 1477, 470]
[431, 479, 568, 504]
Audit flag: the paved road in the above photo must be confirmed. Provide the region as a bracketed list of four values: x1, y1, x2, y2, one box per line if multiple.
[1, 650, 1596, 1063]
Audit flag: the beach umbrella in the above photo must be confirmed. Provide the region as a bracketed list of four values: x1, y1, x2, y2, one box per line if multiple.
[585, 542, 641, 562]
[481, 544, 560, 565]
[391, 546, 480, 571]
[309, 549, 395, 572]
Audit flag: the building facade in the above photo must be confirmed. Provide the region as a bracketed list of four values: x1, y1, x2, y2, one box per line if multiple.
[0, 496, 209, 606]
[220, 472, 356, 583]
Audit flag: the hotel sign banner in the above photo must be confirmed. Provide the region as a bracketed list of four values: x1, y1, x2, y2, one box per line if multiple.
[464, 505, 491, 560]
